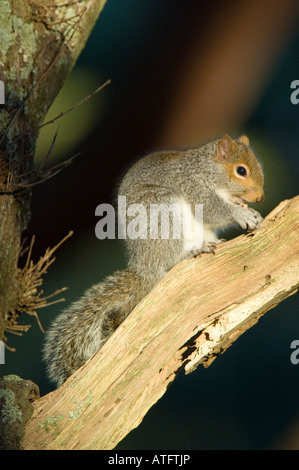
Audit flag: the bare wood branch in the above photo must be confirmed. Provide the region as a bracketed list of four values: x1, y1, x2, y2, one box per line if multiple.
[23, 196, 299, 450]
[38, 79, 111, 129]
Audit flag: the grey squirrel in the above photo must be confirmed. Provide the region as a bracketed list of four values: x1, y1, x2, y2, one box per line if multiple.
[43, 135, 264, 387]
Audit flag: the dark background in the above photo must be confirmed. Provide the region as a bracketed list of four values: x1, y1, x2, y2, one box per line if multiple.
[2, 0, 299, 449]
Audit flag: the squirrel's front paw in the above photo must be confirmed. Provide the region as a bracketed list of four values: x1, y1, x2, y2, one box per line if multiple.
[190, 241, 216, 257]
[235, 206, 263, 231]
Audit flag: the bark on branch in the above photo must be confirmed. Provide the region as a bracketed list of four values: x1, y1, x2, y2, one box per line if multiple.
[23, 195, 299, 450]
[0, 0, 107, 346]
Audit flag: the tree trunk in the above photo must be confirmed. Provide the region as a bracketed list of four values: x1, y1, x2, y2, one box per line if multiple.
[23, 196, 299, 450]
[0, 0, 107, 345]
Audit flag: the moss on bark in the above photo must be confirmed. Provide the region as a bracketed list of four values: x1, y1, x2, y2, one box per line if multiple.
[0, 0, 107, 346]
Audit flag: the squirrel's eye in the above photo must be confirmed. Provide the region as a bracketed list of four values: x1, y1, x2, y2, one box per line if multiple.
[236, 166, 247, 177]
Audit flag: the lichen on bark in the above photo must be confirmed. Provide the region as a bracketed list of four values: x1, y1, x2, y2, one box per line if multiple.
[0, 0, 108, 347]
[0, 375, 40, 450]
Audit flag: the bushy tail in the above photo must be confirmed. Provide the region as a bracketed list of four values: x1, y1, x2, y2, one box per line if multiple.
[43, 268, 154, 388]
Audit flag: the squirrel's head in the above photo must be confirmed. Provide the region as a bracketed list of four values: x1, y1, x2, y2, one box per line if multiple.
[215, 135, 264, 204]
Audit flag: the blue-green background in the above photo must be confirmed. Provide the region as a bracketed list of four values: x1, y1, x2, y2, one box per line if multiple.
[1, 0, 299, 450]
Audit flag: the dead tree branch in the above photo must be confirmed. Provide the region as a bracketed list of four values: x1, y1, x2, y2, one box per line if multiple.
[23, 196, 299, 450]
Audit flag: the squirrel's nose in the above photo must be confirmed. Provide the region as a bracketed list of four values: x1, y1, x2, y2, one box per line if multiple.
[256, 194, 265, 203]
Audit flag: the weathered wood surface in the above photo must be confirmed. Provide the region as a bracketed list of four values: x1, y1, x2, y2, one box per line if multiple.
[23, 196, 299, 450]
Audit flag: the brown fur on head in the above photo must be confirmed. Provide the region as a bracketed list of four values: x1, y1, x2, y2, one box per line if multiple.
[216, 135, 264, 203]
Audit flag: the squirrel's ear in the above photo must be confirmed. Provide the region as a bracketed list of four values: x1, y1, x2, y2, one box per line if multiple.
[216, 135, 233, 162]
[238, 135, 250, 146]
